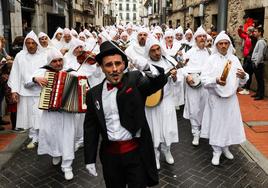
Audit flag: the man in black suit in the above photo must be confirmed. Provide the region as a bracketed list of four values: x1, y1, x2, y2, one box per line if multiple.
[83, 40, 167, 188]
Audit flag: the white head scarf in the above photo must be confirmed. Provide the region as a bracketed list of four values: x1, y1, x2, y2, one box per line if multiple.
[47, 49, 63, 65]
[83, 29, 93, 38]
[38, 32, 47, 39]
[153, 27, 163, 35]
[213, 31, 234, 55]
[109, 30, 118, 39]
[174, 26, 184, 35]
[120, 31, 129, 39]
[23, 30, 41, 52]
[52, 27, 63, 40]
[145, 36, 166, 59]
[207, 34, 213, 41]
[78, 32, 86, 41]
[98, 29, 112, 43]
[185, 28, 193, 35]
[38, 32, 54, 48]
[137, 27, 149, 35]
[117, 25, 125, 31]
[193, 26, 207, 39]
[164, 29, 174, 38]
[71, 29, 78, 38]
[63, 28, 71, 36]
[65, 39, 85, 57]
[126, 23, 132, 30]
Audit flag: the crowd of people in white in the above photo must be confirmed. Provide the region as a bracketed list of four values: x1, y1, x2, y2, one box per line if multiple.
[3, 22, 251, 181]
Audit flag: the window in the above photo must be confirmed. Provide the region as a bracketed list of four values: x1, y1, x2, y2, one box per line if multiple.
[126, 13, 130, 20]
[176, 19, 181, 27]
[126, 4, 129, 11]
[212, 14, 217, 30]
[119, 4, 122, 10]
[133, 4, 136, 11]
[133, 13, 136, 20]
[120, 13, 123, 19]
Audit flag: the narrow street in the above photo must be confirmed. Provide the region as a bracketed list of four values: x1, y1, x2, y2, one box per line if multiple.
[0, 109, 267, 188]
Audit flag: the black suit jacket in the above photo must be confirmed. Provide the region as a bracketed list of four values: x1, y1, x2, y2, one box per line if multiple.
[84, 68, 167, 186]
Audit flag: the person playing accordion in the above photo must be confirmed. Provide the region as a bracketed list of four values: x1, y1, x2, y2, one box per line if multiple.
[26, 50, 78, 181]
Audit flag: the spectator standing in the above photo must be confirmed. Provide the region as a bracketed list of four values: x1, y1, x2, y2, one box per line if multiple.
[251, 27, 266, 100]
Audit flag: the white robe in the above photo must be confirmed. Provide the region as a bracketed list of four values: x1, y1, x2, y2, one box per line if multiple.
[38, 111, 76, 160]
[31, 68, 77, 160]
[125, 42, 146, 61]
[63, 53, 102, 146]
[163, 41, 185, 106]
[51, 38, 62, 50]
[200, 53, 248, 147]
[145, 57, 181, 147]
[182, 47, 210, 126]
[8, 50, 46, 129]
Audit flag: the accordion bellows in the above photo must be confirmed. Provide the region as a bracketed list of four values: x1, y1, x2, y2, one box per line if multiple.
[38, 71, 89, 113]
[220, 60, 232, 81]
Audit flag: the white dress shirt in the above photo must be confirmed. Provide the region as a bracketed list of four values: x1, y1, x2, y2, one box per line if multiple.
[102, 80, 133, 141]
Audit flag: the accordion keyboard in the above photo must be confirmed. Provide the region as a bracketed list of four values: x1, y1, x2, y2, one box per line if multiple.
[38, 71, 56, 110]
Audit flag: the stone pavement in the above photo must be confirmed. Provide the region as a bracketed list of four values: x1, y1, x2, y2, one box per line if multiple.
[0, 109, 268, 188]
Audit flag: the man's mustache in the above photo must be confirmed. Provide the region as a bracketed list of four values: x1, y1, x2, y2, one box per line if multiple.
[108, 73, 120, 77]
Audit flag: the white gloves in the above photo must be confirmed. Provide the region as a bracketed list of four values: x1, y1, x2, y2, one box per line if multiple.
[86, 163, 98, 176]
[131, 57, 150, 71]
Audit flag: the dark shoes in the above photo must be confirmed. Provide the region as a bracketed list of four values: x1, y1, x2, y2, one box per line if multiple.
[254, 96, 264, 100]
[0, 120, 9, 125]
[251, 93, 264, 100]
[12, 128, 26, 133]
[251, 94, 258, 98]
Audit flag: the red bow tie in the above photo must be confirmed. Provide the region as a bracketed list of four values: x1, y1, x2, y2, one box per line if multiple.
[107, 82, 123, 91]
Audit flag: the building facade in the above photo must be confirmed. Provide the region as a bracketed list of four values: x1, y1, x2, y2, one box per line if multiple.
[144, 0, 268, 95]
[112, 0, 141, 25]
[1, 0, 99, 43]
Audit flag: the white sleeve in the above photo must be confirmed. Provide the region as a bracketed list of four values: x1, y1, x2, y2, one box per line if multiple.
[7, 55, 20, 93]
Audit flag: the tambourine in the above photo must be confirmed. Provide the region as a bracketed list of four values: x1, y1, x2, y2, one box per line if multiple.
[188, 72, 202, 88]
[77, 51, 96, 65]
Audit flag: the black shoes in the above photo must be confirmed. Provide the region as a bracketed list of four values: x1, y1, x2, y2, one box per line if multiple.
[254, 96, 264, 100]
[251, 94, 258, 98]
[0, 120, 9, 125]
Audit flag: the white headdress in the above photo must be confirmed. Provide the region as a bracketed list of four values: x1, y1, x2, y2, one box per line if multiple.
[23, 30, 41, 52]
[52, 27, 63, 40]
[193, 26, 207, 39]
[213, 31, 234, 55]
[47, 49, 63, 65]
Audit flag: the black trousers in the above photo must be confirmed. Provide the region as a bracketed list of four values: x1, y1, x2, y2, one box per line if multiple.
[100, 148, 146, 188]
[253, 63, 265, 97]
[243, 57, 254, 90]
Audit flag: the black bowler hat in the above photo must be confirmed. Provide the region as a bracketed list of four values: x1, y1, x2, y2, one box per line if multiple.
[95, 40, 128, 68]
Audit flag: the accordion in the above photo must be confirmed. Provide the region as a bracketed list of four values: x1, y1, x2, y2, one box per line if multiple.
[38, 71, 89, 113]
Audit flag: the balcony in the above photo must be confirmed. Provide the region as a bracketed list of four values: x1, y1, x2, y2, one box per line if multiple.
[83, 2, 95, 16]
[166, 6, 172, 15]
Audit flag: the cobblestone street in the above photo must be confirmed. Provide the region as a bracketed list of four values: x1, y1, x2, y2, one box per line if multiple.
[0, 110, 267, 188]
